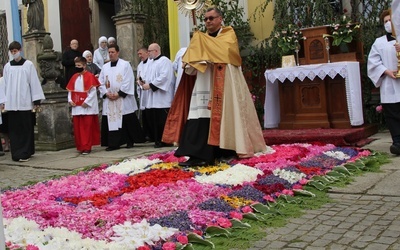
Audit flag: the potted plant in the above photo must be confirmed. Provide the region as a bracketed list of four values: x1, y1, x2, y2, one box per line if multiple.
[275, 24, 305, 55]
[323, 13, 361, 53]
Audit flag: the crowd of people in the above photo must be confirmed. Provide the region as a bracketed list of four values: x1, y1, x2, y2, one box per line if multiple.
[0, 7, 274, 166]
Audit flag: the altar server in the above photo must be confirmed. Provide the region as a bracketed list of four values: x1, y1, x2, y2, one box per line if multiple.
[136, 46, 153, 142]
[3, 41, 45, 162]
[368, 9, 400, 155]
[138, 43, 174, 148]
[99, 44, 144, 151]
[66, 57, 101, 155]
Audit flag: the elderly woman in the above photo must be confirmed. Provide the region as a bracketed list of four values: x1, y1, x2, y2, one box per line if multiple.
[93, 36, 109, 68]
[83, 50, 101, 77]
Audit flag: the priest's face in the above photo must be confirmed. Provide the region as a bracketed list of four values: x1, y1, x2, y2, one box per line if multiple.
[137, 49, 149, 61]
[148, 46, 157, 59]
[108, 47, 119, 62]
[204, 10, 222, 34]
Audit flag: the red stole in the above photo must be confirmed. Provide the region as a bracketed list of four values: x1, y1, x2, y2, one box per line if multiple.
[208, 64, 226, 146]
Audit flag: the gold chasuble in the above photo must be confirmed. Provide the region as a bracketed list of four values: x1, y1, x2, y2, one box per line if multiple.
[163, 26, 266, 158]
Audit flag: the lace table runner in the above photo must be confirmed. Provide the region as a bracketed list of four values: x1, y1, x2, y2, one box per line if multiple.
[264, 61, 364, 128]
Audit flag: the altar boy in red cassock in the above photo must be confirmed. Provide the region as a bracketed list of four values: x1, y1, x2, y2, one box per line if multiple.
[66, 57, 101, 155]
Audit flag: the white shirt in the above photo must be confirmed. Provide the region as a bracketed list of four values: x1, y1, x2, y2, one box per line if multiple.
[368, 35, 400, 103]
[3, 59, 45, 111]
[145, 55, 175, 109]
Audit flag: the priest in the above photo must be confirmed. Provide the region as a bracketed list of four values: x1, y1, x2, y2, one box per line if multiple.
[2, 41, 45, 162]
[163, 7, 266, 166]
[98, 44, 144, 151]
[139, 43, 174, 148]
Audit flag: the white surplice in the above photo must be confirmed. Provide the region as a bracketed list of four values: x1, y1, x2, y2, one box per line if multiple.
[3, 60, 45, 111]
[367, 35, 400, 103]
[172, 47, 187, 93]
[392, 0, 400, 41]
[145, 56, 175, 109]
[137, 58, 152, 110]
[99, 59, 137, 131]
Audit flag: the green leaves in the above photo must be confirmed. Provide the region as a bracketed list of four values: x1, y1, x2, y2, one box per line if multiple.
[188, 233, 216, 247]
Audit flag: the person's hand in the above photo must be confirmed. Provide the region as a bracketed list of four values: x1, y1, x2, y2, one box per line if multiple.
[395, 43, 400, 53]
[107, 92, 119, 100]
[142, 83, 151, 90]
[0, 103, 4, 111]
[82, 103, 88, 108]
[384, 69, 397, 79]
[69, 101, 76, 107]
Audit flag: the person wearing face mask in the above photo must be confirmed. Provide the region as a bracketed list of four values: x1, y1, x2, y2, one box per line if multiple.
[66, 57, 101, 155]
[2, 41, 45, 162]
[93, 36, 110, 69]
[83, 50, 101, 77]
[368, 9, 400, 155]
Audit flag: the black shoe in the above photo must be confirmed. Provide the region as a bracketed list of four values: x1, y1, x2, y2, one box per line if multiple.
[179, 158, 213, 167]
[390, 143, 400, 155]
[217, 155, 237, 164]
[105, 147, 120, 151]
[154, 142, 170, 148]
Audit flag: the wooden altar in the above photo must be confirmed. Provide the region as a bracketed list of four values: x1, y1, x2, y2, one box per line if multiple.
[264, 62, 364, 129]
[262, 26, 365, 129]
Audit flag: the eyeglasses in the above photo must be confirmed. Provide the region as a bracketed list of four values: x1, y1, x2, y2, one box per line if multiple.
[148, 50, 155, 52]
[203, 16, 220, 22]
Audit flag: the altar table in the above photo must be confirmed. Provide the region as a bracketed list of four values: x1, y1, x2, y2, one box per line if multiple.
[264, 62, 364, 129]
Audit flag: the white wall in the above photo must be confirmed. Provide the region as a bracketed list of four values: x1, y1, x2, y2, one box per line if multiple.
[47, 0, 61, 52]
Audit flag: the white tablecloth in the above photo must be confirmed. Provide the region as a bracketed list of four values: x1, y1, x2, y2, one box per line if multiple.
[263, 61, 364, 128]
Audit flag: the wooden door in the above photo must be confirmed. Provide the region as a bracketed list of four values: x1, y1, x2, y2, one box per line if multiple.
[60, 0, 92, 53]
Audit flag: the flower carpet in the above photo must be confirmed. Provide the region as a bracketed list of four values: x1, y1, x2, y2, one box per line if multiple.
[1, 143, 385, 250]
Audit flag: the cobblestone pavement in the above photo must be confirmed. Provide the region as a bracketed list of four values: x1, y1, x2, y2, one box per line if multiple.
[244, 131, 400, 249]
[248, 194, 400, 250]
[0, 165, 70, 189]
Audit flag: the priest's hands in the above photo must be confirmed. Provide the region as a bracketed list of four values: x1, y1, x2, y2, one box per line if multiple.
[141, 83, 151, 90]
[106, 92, 120, 100]
[395, 43, 400, 53]
[69, 101, 76, 107]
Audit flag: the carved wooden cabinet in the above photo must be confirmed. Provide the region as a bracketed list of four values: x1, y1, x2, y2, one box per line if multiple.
[278, 76, 350, 129]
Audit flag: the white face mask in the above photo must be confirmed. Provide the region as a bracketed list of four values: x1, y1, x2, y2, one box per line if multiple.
[12, 51, 21, 60]
[385, 21, 392, 33]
